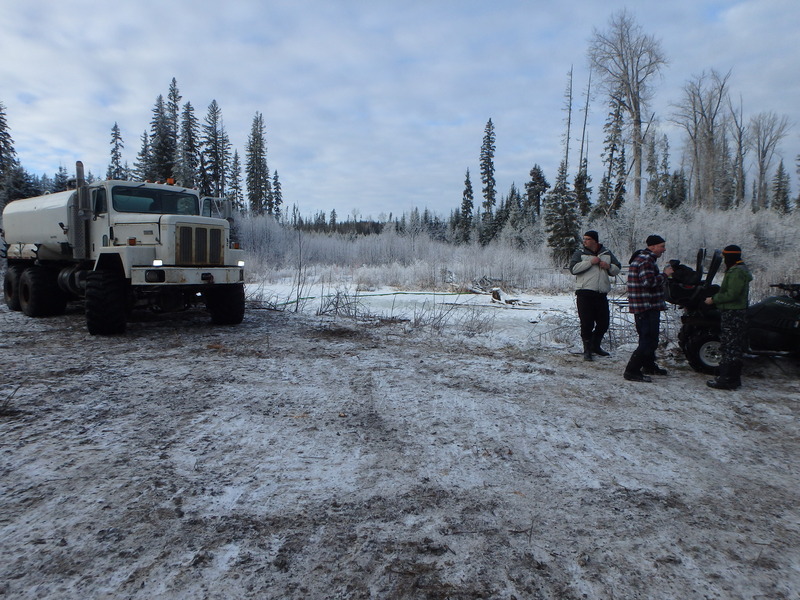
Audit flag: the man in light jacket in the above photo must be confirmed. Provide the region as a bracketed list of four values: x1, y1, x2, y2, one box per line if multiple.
[569, 230, 622, 361]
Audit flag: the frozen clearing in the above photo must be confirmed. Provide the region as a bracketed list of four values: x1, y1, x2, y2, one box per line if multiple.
[1, 287, 798, 599]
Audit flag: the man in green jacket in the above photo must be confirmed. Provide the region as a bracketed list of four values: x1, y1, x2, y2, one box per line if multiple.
[704, 244, 753, 390]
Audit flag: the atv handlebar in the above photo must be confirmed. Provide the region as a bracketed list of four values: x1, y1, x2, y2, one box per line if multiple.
[770, 283, 800, 298]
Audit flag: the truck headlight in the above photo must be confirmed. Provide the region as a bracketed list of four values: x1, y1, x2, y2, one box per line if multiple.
[237, 260, 245, 268]
[152, 259, 163, 267]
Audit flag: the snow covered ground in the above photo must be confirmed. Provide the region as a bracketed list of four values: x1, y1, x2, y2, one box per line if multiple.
[1, 286, 798, 599]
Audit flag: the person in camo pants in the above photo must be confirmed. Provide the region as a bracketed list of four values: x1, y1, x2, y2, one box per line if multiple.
[704, 245, 753, 390]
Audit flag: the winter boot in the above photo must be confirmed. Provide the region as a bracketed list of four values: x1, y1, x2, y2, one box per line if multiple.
[623, 352, 651, 382]
[707, 362, 739, 390]
[591, 335, 610, 357]
[582, 339, 594, 362]
[643, 364, 668, 376]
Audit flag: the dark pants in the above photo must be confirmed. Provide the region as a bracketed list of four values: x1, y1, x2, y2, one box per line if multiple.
[576, 290, 610, 341]
[626, 309, 661, 373]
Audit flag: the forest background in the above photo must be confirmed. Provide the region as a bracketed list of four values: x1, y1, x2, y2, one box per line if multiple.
[1, 11, 798, 300]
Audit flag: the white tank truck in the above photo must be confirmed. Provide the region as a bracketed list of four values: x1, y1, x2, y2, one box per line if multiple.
[1, 162, 245, 335]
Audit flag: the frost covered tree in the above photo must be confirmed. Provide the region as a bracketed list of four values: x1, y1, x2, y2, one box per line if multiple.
[671, 69, 731, 208]
[749, 111, 789, 212]
[589, 9, 666, 205]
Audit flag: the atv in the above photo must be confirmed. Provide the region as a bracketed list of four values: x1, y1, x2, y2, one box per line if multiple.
[666, 248, 800, 374]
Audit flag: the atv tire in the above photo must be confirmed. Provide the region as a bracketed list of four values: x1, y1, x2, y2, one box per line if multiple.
[85, 270, 129, 335]
[204, 283, 245, 325]
[18, 266, 68, 317]
[684, 332, 721, 374]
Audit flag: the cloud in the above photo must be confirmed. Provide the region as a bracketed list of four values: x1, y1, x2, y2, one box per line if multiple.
[1, 0, 798, 218]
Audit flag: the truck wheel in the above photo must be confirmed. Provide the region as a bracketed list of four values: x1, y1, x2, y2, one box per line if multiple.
[18, 266, 68, 317]
[3, 265, 25, 311]
[204, 283, 245, 325]
[85, 270, 128, 335]
[684, 332, 721, 374]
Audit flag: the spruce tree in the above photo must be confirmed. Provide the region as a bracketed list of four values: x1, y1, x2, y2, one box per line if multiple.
[524, 165, 549, 222]
[53, 166, 69, 192]
[272, 171, 282, 218]
[245, 112, 269, 214]
[459, 168, 474, 243]
[229, 150, 245, 213]
[544, 160, 579, 265]
[202, 100, 231, 198]
[0, 101, 18, 208]
[149, 94, 177, 181]
[167, 78, 182, 170]
[134, 130, 153, 181]
[573, 158, 592, 216]
[178, 102, 201, 188]
[107, 122, 126, 180]
[479, 119, 496, 244]
[772, 159, 792, 214]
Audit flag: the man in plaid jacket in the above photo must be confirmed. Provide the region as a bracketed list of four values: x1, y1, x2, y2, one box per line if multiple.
[623, 235, 675, 382]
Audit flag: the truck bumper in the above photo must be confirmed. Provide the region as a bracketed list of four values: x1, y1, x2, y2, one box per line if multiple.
[130, 266, 244, 285]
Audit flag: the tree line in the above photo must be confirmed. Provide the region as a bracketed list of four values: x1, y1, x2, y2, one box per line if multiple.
[1, 10, 797, 266]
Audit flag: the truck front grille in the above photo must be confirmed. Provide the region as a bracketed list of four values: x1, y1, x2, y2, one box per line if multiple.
[176, 226, 224, 266]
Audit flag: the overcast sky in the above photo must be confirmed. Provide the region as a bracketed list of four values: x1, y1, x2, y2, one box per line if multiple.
[2, 0, 798, 219]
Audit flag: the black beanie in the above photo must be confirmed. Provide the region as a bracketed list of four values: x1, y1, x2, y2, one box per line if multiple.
[584, 230, 599, 242]
[646, 235, 665, 246]
[723, 244, 742, 268]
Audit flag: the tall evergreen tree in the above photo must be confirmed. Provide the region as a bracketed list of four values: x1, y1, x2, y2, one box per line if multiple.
[133, 130, 153, 181]
[524, 164, 550, 221]
[166, 78, 182, 170]
[272, 171, 282, 218]
[458, 168, 474, 243]
[106, 122, 126, 180]
[0, 100, 19, 208]
[573, 157, 592, 216]
[479, 118, 496, 242]
[544, 160, 579, 265]
[245, 112, 270, 214]
[229, 150, 245, 213]
[0, 101, 16, 181]
[593, 92, 626, 217]
[53, 165, 69, 192]
[201, 100, 231, 198]
[149, 94, 177, 181]
[772, 159, 792, 214]
[178, 101, 201, 188]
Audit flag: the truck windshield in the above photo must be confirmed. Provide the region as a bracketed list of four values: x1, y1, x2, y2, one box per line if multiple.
[112, 186, 199, 215]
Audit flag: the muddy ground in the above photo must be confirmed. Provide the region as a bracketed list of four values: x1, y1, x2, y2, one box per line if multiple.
[1, 300, 799, 599]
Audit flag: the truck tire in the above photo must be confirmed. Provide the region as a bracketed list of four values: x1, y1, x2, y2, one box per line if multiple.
[18, 266, 68, 317]
[684, 332, 721, 374]
[204, 283, 245, 325]
[3, 265, 25, 311]
[85, 270, 128, 335]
